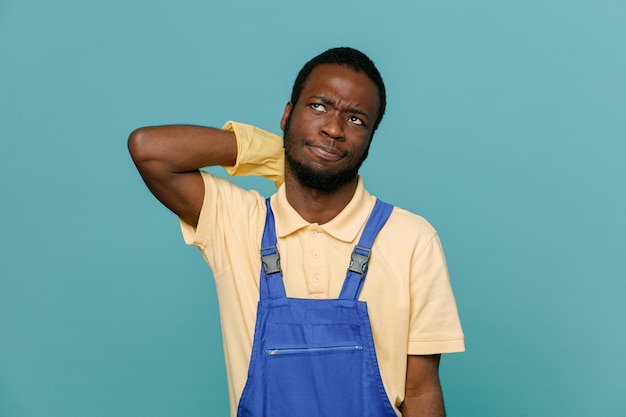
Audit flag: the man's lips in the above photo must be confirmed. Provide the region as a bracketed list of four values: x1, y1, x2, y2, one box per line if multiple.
[306, 143, 344, 162]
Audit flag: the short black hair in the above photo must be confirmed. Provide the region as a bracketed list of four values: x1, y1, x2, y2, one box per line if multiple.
[290, 47, 386, 132]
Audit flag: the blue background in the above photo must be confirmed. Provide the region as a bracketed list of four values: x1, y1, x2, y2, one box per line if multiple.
[1, 1, 625, 416]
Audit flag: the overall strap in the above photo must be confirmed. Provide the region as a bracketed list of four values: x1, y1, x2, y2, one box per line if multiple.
[339, 199, 394, 300]
[259, 198, 287, 300]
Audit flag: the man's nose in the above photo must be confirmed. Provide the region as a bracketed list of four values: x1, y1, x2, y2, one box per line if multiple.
[320, 112, 344, 140]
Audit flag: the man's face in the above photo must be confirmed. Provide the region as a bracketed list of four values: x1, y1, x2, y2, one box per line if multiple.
[281, 64, 380, 193]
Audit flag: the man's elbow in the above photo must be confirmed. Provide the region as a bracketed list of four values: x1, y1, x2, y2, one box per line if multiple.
[128, 127, 155, 165]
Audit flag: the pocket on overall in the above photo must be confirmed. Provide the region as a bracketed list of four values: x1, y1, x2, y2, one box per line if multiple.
[265, 344, 364, 417]
[262, 321, 365, 417]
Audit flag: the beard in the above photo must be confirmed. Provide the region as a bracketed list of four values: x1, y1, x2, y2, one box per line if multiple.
[283, 113, 368, 194]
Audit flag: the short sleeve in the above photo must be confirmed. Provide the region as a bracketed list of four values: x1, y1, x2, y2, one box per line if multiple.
[221, 121, 285, 188]
[179, 170, 266, 274]
[407, 233, 465, 354]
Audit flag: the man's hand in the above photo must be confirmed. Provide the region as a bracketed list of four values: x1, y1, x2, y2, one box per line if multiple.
[400, 355, 445, 417]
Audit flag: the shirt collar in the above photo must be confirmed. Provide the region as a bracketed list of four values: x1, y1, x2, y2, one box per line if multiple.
[270, 177, 375, 243]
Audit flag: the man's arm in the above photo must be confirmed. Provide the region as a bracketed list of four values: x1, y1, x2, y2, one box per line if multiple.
[400, 354, 445, 417]
[127, 125, 237, 227]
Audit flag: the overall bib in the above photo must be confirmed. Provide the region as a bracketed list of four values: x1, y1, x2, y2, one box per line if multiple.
[237, 199, 398, 417]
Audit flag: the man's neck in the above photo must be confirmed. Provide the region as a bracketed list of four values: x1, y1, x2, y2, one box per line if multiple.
[284, 170, 358, 225]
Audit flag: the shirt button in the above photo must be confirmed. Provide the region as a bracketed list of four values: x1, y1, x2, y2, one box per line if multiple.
[312, 251, 319, 258]
[311, 230, 318, 237]
[313, 275, 320, 283]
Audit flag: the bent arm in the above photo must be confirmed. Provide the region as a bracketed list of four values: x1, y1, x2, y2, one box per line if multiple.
[400, 354, 445, 417]
[128, 125, 237, 227]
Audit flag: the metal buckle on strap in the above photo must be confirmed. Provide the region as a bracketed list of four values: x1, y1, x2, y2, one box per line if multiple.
[348, 245, 371, 275]
[261, 247, 282, 275]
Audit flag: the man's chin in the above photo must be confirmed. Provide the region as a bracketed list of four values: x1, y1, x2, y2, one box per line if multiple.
[287, 156, 358, 194]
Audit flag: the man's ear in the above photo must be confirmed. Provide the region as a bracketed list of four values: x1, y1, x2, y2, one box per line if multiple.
[280, 102, 292, 131]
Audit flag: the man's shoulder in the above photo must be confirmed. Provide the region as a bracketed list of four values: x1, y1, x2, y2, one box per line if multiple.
[198, 169, 269, 215]
[384, 203, 438, 239]
[370, 201, 442, 261]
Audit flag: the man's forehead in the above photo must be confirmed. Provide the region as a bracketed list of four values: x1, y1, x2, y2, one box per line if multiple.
[300, 64, 380, 111]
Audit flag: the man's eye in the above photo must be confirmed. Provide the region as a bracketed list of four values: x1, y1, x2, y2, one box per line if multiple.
[348, 116, 363, 125]
[311, 103, 326, 112]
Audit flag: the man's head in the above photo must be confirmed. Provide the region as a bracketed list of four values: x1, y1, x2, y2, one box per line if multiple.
[290, 47, 386, 132]
[281, 47, 386, 194]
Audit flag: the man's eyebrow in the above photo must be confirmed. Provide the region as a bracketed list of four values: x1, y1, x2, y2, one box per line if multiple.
[348, 107, 370, 119]
[313, 95, 334, 105]
[312, 96, 371, 119]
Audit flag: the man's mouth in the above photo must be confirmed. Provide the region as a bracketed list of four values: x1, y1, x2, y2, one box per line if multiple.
[306, 142, 344, 162]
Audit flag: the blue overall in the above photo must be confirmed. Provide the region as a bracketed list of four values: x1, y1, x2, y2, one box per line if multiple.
[236, 199, 398, 417]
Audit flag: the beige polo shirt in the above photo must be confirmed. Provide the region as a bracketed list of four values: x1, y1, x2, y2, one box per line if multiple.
[180, 122, 464, 417]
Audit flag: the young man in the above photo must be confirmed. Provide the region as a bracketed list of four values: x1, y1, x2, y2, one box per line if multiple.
[129, 47, 464, 417]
